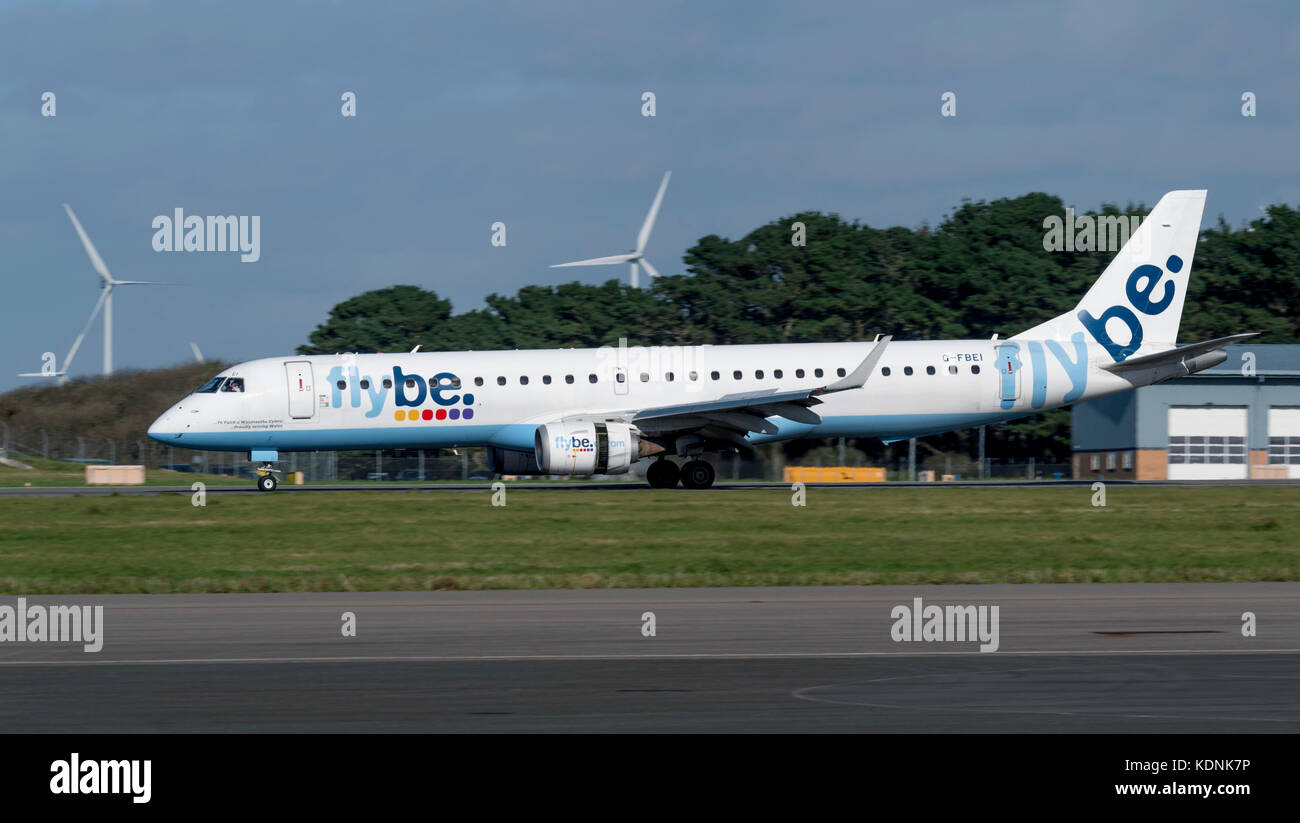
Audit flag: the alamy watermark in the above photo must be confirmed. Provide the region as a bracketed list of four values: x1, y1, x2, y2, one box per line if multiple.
[152, 209, 260, 262]
[890, 596, 999, 652]
[0, 597, 103, 652]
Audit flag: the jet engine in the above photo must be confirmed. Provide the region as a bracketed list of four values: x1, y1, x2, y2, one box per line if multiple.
[533, 421, 656, 475]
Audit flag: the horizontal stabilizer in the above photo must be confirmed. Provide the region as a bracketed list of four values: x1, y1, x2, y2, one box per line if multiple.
[1100, 333, 1258, 374]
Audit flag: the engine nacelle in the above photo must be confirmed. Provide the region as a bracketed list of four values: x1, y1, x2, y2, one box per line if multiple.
[534, 421, 641, 476]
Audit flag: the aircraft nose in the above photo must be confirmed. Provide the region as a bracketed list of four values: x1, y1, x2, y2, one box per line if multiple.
[147, 409, 180, 442]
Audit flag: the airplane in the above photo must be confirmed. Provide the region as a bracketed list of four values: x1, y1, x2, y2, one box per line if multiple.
[148, 190, 1255, 491]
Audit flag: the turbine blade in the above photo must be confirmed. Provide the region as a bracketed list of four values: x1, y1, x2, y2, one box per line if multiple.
[62, 204, 113, 283]
[550, 253, 638, 268]
[630, 261, 639, 289]
[63, 286, 111, 377]
[112, 281, 172, 286]
[635, 171, 671, 254]
[190, 342, 204, 362]
[639, 257, 661, 280]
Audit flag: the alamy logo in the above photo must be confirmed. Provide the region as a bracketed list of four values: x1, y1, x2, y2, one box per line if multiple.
[0, 598, 103, 652]
[1043, 208, 1144, 253]
[1078, 255, 1182, 362]
[152, 208, 260, 262]
[890, 597, 999, 653]
[50, 754, 151, 804]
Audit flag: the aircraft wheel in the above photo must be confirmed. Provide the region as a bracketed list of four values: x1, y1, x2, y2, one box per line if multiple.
[680, 460, 715, 490]
[257, 474, 278, 492]
[646, 460, 680, 488]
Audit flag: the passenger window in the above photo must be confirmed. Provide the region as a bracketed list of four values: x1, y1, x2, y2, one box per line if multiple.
[733, 370, 742, 380]
[666, 372, 675, 382]
[474, 377, 484, 387]
[689, 371, 698, 381]
[971, 365, 981, 375]
[814, 368, 824, 378]
[565, 375, 575, 384]
[640, 373, 649, 382]
[543, 375, 552, 385]
[360, 379, 370, 390]
[795, 369, 805, 378]
[616, 373, 625, 383]
[589, 374, 598, 383]
[497, 376, 507, 386]
[520, 376, 529, 386]
[755, 370, 764, 379]
[711, 371, 720, 380]
[948, 365, 958, 375]
[926, 366, 936, 375]
[222, 378, 245, 392]
[882, 367, 891, 376]
[336, 380, 346, 390]
[405, 378, 416, 389]
[904, 366, 914, 376]
[774, 369, 783, 379]
[836, 368, 846, 377]
[383, 378, 393, 389]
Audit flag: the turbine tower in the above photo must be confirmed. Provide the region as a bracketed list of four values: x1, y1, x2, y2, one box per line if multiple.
[551, 171, 671, 289]
[61, 204, 169, 377]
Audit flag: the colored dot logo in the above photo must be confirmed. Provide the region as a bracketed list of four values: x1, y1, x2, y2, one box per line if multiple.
[393, 406, 474, 422]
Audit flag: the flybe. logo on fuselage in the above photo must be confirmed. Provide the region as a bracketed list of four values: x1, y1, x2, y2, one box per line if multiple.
[1078, 255, 1182, 362]
[324, 365, 476, 420]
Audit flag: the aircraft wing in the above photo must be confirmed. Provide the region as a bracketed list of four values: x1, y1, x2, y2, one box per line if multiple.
[632, 336, 891, 436]
[1100, 333, 1258, 374]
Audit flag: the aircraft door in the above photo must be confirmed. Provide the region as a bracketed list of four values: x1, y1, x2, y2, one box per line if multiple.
[285, 361, 316, 419]
[994, 342, 1022, 409]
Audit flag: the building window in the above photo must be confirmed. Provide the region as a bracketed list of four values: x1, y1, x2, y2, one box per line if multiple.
[1106, 452, 1116, 470]
[1089, 454, 1100, 471]
[1269, 436, 1300, 464]
[1172, 435, 1246, 464]
[1122, 451, 1133, 470]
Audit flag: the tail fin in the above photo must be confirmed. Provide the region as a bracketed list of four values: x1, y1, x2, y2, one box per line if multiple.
[1014, 189, 1207, 361]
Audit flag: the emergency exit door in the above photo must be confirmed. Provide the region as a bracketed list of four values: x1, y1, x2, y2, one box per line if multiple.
[285, 361, 315, 419]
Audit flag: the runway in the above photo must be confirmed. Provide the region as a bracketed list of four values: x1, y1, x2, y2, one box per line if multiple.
[0, 584, 1296, 732]
[3, 477, 1299, 496]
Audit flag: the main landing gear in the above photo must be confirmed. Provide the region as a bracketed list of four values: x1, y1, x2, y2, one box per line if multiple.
[645, 458, 716, 489]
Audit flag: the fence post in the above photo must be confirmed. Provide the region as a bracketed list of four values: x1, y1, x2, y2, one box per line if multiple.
[978, 426, 986, 480]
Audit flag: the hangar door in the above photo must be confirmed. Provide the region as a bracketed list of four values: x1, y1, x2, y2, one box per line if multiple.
[1166, 406, 1247, 480]
[284, 361, 316, 420]
[1268, 407, 1300, 479]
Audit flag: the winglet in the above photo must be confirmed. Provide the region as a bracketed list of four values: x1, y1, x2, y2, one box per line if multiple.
[817, 336, 891, 394]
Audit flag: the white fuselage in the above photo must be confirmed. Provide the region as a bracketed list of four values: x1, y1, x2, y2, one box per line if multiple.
[147, 338, 1143, 455]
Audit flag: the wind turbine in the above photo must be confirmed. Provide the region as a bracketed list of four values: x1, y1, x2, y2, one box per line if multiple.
[552, 171, 671, 289]
[57, 205, 169, 378]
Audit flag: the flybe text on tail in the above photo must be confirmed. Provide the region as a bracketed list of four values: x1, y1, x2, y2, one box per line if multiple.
[1078, 254, 1183, 362]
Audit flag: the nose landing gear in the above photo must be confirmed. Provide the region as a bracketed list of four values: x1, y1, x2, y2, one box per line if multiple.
[255, 464, 280, 492]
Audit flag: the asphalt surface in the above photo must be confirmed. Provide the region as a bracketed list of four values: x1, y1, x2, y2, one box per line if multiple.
[4, 478, 1300, 496]
[0, 584, 1296, 732]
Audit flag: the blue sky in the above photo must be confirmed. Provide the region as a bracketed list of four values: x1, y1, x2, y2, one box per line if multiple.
[2, 0, 1297, 392]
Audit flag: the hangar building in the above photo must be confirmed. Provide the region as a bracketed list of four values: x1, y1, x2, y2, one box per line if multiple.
[1071, 344, 1300, 480]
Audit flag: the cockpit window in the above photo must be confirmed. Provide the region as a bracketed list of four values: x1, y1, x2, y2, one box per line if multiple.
[196, 377, 224, 393]
[221, 378, 245, 392]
